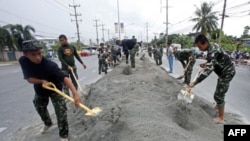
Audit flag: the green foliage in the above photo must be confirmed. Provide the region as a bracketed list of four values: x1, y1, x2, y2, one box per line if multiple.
[191, 2, 218, 35]
[172, 34, 193, 48]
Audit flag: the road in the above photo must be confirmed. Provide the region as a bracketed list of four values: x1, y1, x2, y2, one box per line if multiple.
[0, 55, 103, 141]
[160, 54, 250, 124]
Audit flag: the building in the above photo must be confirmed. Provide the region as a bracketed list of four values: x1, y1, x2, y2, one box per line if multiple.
[35, 37, 58, 50]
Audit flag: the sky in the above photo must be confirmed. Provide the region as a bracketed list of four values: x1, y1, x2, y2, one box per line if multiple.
[0, 0, 249, 45]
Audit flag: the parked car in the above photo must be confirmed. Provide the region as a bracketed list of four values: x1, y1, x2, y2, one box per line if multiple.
[80, 50, 91, 57]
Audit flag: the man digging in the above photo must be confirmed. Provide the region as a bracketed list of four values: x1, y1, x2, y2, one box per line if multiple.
[19, 40, 82, 141]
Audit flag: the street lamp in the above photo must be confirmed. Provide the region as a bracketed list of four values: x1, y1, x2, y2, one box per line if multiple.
[117, 0, 121, 40]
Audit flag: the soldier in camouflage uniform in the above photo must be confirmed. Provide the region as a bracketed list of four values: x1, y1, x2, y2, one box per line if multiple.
[188, 34, 235, 124]
[19, 40, 82, 141]
[159, 45, 163, 65]
[174, 49, 196, 84]
[152, 45, 162, 65]
[148, 46, 152, 57]
[98, 48, 108, 74]
[130, 42, 140, 68]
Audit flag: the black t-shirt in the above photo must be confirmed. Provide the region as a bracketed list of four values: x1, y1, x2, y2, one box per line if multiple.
[19, 56, 68, 96]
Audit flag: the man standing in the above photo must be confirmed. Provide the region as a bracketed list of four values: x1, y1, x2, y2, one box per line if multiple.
[116, 38, 137, 68]
[174, 49, 196, 85]
[152, 45, 161, 65]
[147, 46, 152, 57]
[188, 34, 235, 124]
[58, 34, 86, 96]
[19, 40, 82, 141]
[166, 42, 174, 73]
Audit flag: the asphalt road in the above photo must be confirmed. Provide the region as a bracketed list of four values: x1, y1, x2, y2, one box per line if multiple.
[0, 55, 103, 141]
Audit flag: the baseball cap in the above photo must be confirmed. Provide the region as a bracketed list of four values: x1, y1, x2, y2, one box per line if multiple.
[21, 40, 43, 51]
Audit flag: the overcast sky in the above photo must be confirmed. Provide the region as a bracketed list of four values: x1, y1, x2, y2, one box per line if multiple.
[0, 0, 249, 45]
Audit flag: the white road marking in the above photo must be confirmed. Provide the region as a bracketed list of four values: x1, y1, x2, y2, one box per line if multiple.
[0, 127, 7, 133]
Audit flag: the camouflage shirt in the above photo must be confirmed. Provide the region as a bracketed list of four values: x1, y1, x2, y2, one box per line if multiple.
[194, 43, 235, 85]
[174, 49, 195, 61]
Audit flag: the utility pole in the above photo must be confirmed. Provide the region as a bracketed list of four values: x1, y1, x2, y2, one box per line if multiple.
[93, 19, 100, 45]
[218, 0, 227, 46]
[146, 23, 149, 47]
[160, 0, 169, 46]
[117, 0, 121, 39]
[69, 0, 82, 50]
[166, 0, 168, 45]
[101, 24, 105, 43]
[105, 29, 110, 43]
[153, 32, 158, 40]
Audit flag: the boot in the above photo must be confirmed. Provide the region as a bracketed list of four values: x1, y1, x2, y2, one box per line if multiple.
[213, 106, 225, 124]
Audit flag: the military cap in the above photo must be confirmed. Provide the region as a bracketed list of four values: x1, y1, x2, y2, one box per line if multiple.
[21, 40, 43, 51]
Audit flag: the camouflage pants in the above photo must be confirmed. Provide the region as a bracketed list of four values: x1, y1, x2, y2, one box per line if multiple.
[130, 47, 137, 68]
[62, 68, 78, 96]
[98, 58, 108, 73]
[214, 70, 235, 107]
[181, 59, 195, 84]
[33, 93, 68, 138]
[154, 54, 162, 65]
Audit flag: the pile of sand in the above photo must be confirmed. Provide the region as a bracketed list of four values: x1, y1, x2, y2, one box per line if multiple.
[13, 53, 244, 141]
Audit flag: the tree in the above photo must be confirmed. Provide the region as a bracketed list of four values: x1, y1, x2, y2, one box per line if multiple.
[3, 24, 35, 51]
[0, 26, 15, 51]
[172, 34, 193, 48]
[242, 25, 250, 38]
[191, 2, 218, 35]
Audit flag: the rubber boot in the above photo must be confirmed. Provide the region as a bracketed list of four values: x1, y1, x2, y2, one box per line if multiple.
[213, 106, 225, 124]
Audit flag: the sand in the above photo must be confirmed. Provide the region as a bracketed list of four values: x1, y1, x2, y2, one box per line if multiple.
[13, 52, 245, 141]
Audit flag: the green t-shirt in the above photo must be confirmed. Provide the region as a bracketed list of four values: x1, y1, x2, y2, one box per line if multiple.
[58, 44, 83, 70]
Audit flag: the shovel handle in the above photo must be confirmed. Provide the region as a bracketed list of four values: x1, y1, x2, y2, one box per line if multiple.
[70, 70, 83, 92]
[42, 82, 94, 114]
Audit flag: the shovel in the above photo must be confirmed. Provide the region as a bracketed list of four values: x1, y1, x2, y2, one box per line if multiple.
[176, 57, 192, 79]
[177, 68, 203, 103]
[42, 82, 102, 116]
[71, 70, 86, 96]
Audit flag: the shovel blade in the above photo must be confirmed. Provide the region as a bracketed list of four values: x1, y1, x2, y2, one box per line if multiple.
[85, 107, 102, 116]
[185, 94, 195, 103]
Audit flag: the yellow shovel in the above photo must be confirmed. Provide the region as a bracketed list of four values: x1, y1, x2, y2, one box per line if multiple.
[42, 82, 102, 116]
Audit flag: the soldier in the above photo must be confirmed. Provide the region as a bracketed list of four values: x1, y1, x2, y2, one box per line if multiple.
[174, 49, 196, 84]
[159, 45, 163, 65]
[116, 38, 137, 68]
[148, 46, 152, 57]
[111, 45, 119, 66]
[188, 34, 236, 124]
[57, 34, 87, 96]
[19, 40, 82, 141]
[152, 45, 162, 65]
[98, 48, 108, 74]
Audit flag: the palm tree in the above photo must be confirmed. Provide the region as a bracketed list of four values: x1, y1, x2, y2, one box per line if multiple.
[191, 2, 218, 35]
[0, 26, 15, 51]
[3, 24, 35, 50]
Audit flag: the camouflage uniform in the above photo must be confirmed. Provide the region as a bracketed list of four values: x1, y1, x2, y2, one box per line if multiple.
[33, 93, 68, 138]
[159, 46, 163, 65]
[98, 52, 108, 74]
[148, 46, 152, 57]
[175, 49, 196, 84]
[130, 43, 139, 68]
[152, 46, 162, 65]
[193, 43, 236, 107]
